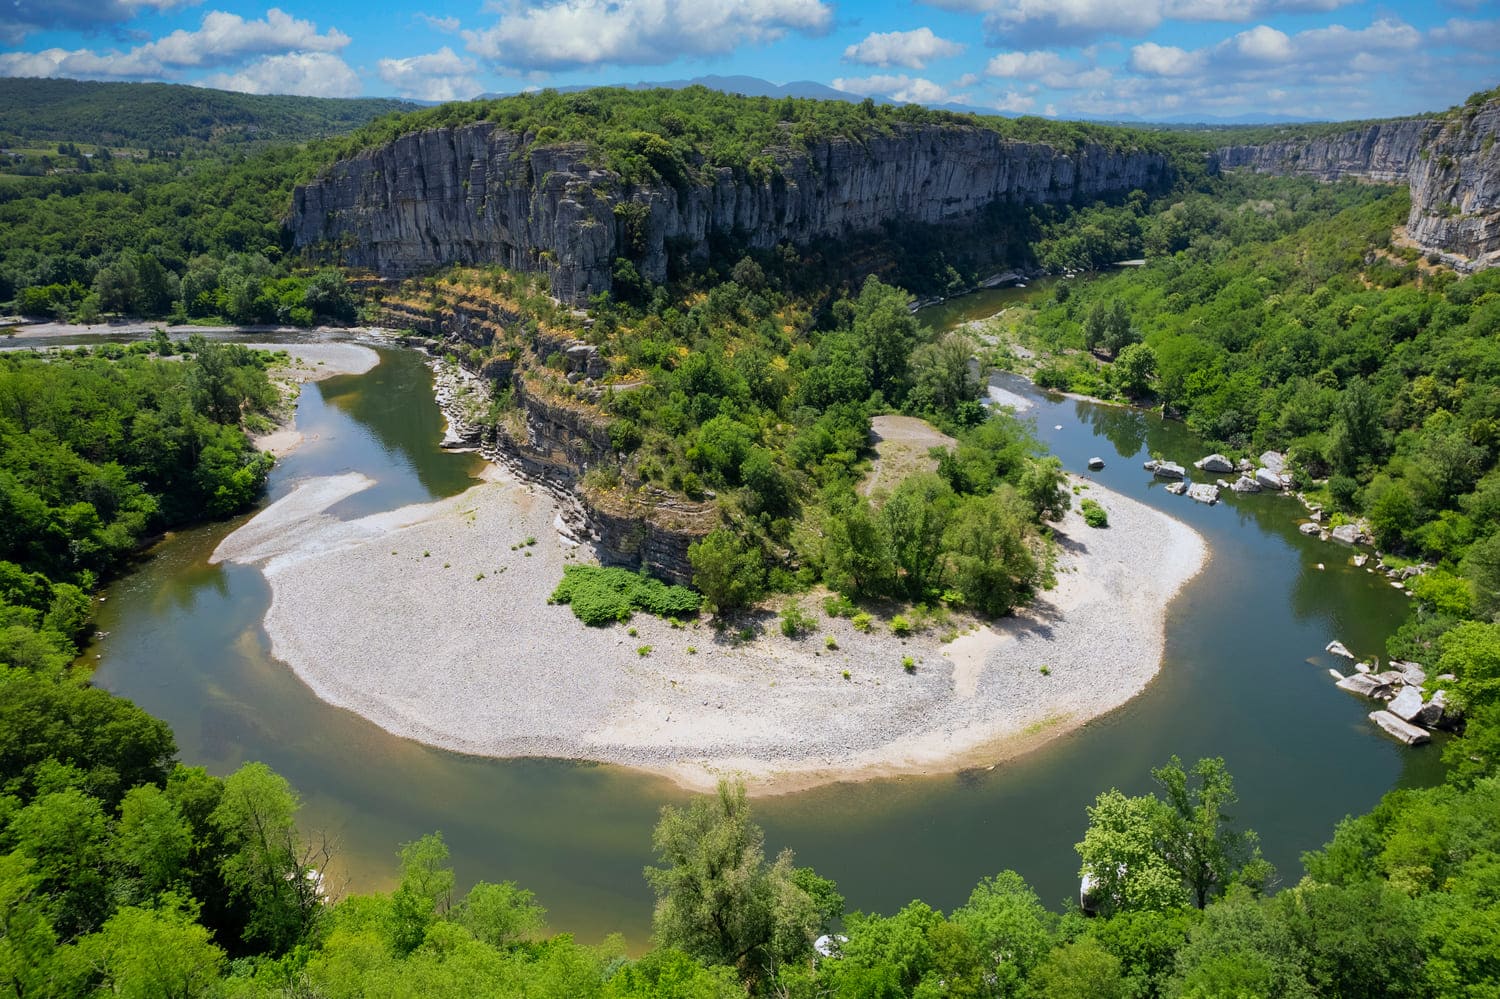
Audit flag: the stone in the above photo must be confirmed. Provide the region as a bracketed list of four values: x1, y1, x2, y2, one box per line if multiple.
[1391, 660, 1427, 687]
[1153, 461, 1186, 480]
[1327, 640, 1355, 660]
[1143, 459, 1160, 471]
[1354, 554, 1369, 568]
[1328, 668, 1346, 680]
[1187, 483, 1220, 504]
[1258, 450, 1287, 474]
[1418, 689, 1448, 728]
[1237, 458, 1255, 473]
[1299, 522, 1321, 535]
[1255, 467, 1284, 490]
[1231, 475, 1261, 493]
[1368, 710, 1431, 746]
[1315, 563, 1325, 570]
[1166, 481, 1188, 495]
[1195, 453, 1234, 473]
[1337, 673, 1383, 697]
[1355, 661, 1373, 674]
[1388, 685, 1425, 722]
[1330, 523, 1364, 545]
[1087, 457, 1105, 470]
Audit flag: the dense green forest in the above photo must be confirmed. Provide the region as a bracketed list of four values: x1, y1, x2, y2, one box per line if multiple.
[0, 79, 414, 150]
[3, 82, 1500, 994]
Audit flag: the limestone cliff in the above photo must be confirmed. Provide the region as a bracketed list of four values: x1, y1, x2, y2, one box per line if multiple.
[290, 122, 1173, 303]
[1214, 99, 1500, 271]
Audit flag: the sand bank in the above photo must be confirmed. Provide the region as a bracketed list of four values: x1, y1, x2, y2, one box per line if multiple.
[213, 466, 1206, 794]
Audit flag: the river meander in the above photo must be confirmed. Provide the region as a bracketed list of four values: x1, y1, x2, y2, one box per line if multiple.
[65, 308, 1445, 944]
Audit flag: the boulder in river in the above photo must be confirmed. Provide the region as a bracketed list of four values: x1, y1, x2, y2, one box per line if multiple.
[1330, 523, 1365, 545]
[1299, 522, 1321, 535]
[1388, 685, 1425, 723]
[1088, 457, 1105, 470]
[1259, 450, 1287, 474]
[1143, 459, 1159, 471]
[1418, 690, 1448, 728]
[1326, 640, 1355, 660]
[1231, 475, 1261, 493]
[1255, 467, 1285, 490]
[1153, 461, 1186, 480]
[1187, 483, 1220, 504]
[1368, 710, 1430, 746]
[1166, 481, 1188, 495]
[1354, 554, 1369, 568]
[1391, 660, 1427, 686]
[1337, 673, 1383, 697]
[1195, 454, 1234, 473]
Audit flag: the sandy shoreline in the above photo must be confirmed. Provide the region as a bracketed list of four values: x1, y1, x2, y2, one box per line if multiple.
[212, 460, 1207, 794]
[247, 342, 382, 457]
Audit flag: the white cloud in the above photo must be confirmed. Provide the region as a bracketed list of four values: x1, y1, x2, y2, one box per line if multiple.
[1128, 42, 1205, 76]
[464, 0, 832, 71]
[993, 90, 1036, 113]
[0, 47, 161, 79]
[984, 49, 1110, 89]
[935, 0, 1360, 45]
[1429, 17, 1500, 51]
[832, 74, 954, 105]
[139, 9, 349, 69]
[3, 0, 200, 44]
[842, 27, 963, 69]
[200, 51, 360, 97]
[418, 13, 462, 32]
[378, 46, 480, 101]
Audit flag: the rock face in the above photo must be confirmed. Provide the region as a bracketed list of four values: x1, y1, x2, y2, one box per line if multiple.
[290, 121, 1173, 302]
[1215, 98, 1500, 272]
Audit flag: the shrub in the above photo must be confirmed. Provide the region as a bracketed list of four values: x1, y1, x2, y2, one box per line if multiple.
[780, 601, 815, 638]
[549, 565, 701, 625]
[824, 635, 838, 650]
[851, 612, 874, 633]
[1080, 498, 1109, 528]
[902, 656, 916, 673]
[823, 594, 856, 618]
[891, 614, 913, 637]
[637, 645, 652, 657]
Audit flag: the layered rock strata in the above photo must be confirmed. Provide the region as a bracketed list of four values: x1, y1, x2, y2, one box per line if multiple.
[1215, 99, 1500, 271]
[291, 122, 1173, 303]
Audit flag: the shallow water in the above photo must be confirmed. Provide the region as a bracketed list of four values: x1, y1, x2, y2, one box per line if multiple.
[89, 320, 1444, 944]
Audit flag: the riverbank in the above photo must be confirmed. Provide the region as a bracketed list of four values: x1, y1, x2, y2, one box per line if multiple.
[249, 342, 382, 457]
[211, 462, 1206, 795]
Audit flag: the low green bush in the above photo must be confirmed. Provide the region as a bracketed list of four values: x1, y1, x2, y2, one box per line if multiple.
[1080, 498, 1109, 528]
[549, 565, 701, 625]
[780, 601, 815, 638]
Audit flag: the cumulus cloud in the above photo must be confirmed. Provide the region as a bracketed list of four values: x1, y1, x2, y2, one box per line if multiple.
[463, 0, 832, 71]
[931, 0, 1360, 45]
[378, 46, 480, 101]
[1428, 17, 1500, 51]
[984, 49, 1110, 89]
[200, 51, 360, 97]
[842, 27, 963, 69]
[832, 73, 955, 105]
[138, 9, 350, 69]
[0, 7, 357, 95]
[992, 90, 1036, 113]
[418, 13, 462, 32]
[2, 0, 201, 44]
[1128, 42, 1204, 76]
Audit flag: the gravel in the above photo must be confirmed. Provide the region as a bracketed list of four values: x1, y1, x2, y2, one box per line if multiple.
[213, 464, 1207, 794]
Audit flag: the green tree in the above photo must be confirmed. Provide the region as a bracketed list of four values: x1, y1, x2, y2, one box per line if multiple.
[851, 277, 919, 401]
[1114, 342, 1157, 398]
[946, 486, 1039, 617]
[72, 895, 225, 999]
[452, 880, 546, 950]
[113, 784, 193, 903]
[688, 529, 765, 613]
[643, 781, 823, 986]
[880, 473, 955, 599]
[390, 832, 455, 955]
[1029, 937, 1127, 999]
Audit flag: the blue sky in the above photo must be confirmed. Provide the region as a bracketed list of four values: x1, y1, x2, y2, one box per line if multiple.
[2, 0, 1495, 120]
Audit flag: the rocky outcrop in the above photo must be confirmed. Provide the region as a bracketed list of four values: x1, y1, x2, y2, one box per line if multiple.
[290, 121, 1173, 303]
[1214, 98, 1500, 271]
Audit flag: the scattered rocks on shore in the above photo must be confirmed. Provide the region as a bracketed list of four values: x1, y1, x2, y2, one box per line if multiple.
[1324, 639, 1453, 744]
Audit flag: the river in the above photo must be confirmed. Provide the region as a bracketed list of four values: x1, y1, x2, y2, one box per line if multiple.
[76, 308, 1443, 944]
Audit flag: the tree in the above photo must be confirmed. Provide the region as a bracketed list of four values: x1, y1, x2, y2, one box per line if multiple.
[210, 762, 328, 953]
[643, 781, 823, 986]
[880, 473, 954, 599]
[822, 498, 896, 598]
[453, 880, 546, 950]
[851, 277, 919, 401]
[1114, 342, 1157, 398]
[1077, 758, 1267, 918]
[947, 486, 1039, 617]
[390, 832, 455, 954]
[1029, 937, 1127, 999]
[908, 333, 978, 415]
[73, 896, 225, 999]
[950, 870, 1055, 996]
[113, 784, 193, 903]
[688, 528, 765, 613]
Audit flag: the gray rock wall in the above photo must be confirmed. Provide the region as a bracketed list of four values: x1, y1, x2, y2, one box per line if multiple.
[1214, 100, 1500, 271]
[290, 122, 1173, 303]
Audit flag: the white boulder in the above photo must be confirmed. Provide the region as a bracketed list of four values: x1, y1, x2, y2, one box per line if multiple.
[1255, 467, 1284, 490]
[1388, 685, 1425, 723]
[1369, 710, 1430, 746]
[1153, 461, 1186, 480]
[1195, 454, 1234, 473]
[1187, 483, 1220, 504]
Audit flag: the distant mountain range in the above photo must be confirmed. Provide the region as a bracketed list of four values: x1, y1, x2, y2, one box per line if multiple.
[477, 74, 1324, 126]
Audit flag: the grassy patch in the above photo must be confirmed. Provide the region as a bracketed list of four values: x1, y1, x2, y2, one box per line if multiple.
[549, 565, 701, 626]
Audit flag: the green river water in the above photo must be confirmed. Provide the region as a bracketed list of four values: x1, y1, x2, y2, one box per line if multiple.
[75, 304, 1444, 945]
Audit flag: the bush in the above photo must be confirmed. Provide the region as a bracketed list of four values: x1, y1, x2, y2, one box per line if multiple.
[851, 612, 874, 633]
[890, 614, 913, 637]
[780, 601, 815, 638]
[1080, 498, 1109, 528]
[549, 565, 700, 625]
